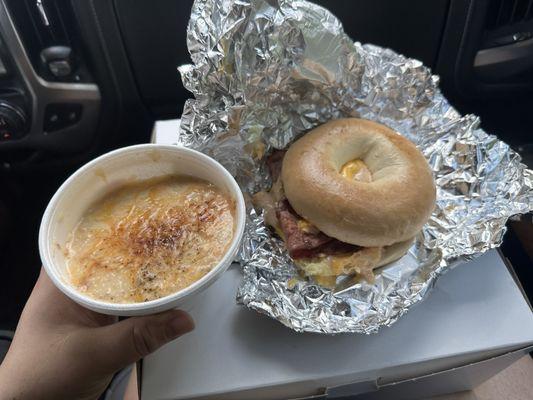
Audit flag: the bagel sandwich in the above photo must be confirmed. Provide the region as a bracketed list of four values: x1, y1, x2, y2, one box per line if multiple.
[253, 118, 436, 287]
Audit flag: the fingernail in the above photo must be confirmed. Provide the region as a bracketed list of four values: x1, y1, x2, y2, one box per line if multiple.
[169, 312, 195, 337]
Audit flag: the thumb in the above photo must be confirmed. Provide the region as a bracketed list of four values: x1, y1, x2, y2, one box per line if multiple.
[93, 309, 194, 372]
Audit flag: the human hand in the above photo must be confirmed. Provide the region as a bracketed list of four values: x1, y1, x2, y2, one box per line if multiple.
[0, 268, 194, 400]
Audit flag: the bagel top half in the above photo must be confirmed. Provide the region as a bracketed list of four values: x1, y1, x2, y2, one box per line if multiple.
[281, 118, 436, 248]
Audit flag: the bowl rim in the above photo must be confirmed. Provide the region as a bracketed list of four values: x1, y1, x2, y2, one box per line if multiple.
[39, 143, 246, 313]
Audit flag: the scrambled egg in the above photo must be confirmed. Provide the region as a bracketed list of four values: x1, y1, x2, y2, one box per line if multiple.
[295, 247, 382, 288]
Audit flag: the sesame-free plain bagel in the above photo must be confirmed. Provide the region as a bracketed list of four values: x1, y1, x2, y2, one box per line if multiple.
[281, 118, 436, 248]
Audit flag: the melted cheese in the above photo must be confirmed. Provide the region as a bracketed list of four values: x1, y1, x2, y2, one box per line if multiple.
[297, 219, 319, 234]
[65, 176, 235, 303]
[340, 159, 372, 182]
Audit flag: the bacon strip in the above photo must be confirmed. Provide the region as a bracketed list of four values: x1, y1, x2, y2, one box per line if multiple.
[276, 200, 359, 259]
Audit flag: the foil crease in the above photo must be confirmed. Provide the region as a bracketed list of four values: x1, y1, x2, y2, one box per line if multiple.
[178, 0, 533, 333]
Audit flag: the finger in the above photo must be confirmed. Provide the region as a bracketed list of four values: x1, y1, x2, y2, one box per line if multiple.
[16, 269, 69, 326]
[25, 269, 116, 328]
[31, 268, 76, 309]
[91, 310, 194, 372]
[123, 367, 139, 400]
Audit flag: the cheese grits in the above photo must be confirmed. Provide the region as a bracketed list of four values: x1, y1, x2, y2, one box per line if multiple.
[65, 175, 235, 303]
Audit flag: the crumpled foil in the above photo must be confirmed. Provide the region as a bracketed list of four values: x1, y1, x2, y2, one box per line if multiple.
[178, 0, 533, 333]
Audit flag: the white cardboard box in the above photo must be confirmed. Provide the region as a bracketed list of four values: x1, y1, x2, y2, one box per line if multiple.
[140, 120, 533, 400]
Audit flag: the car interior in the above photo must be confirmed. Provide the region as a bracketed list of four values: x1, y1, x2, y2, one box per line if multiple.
[0, 0, 531, 350]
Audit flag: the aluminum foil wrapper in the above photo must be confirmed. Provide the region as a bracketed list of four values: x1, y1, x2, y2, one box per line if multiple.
[178, 0, 533, 333]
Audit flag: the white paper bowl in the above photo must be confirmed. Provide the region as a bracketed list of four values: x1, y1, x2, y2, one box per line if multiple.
[39, 144, 246, 316]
